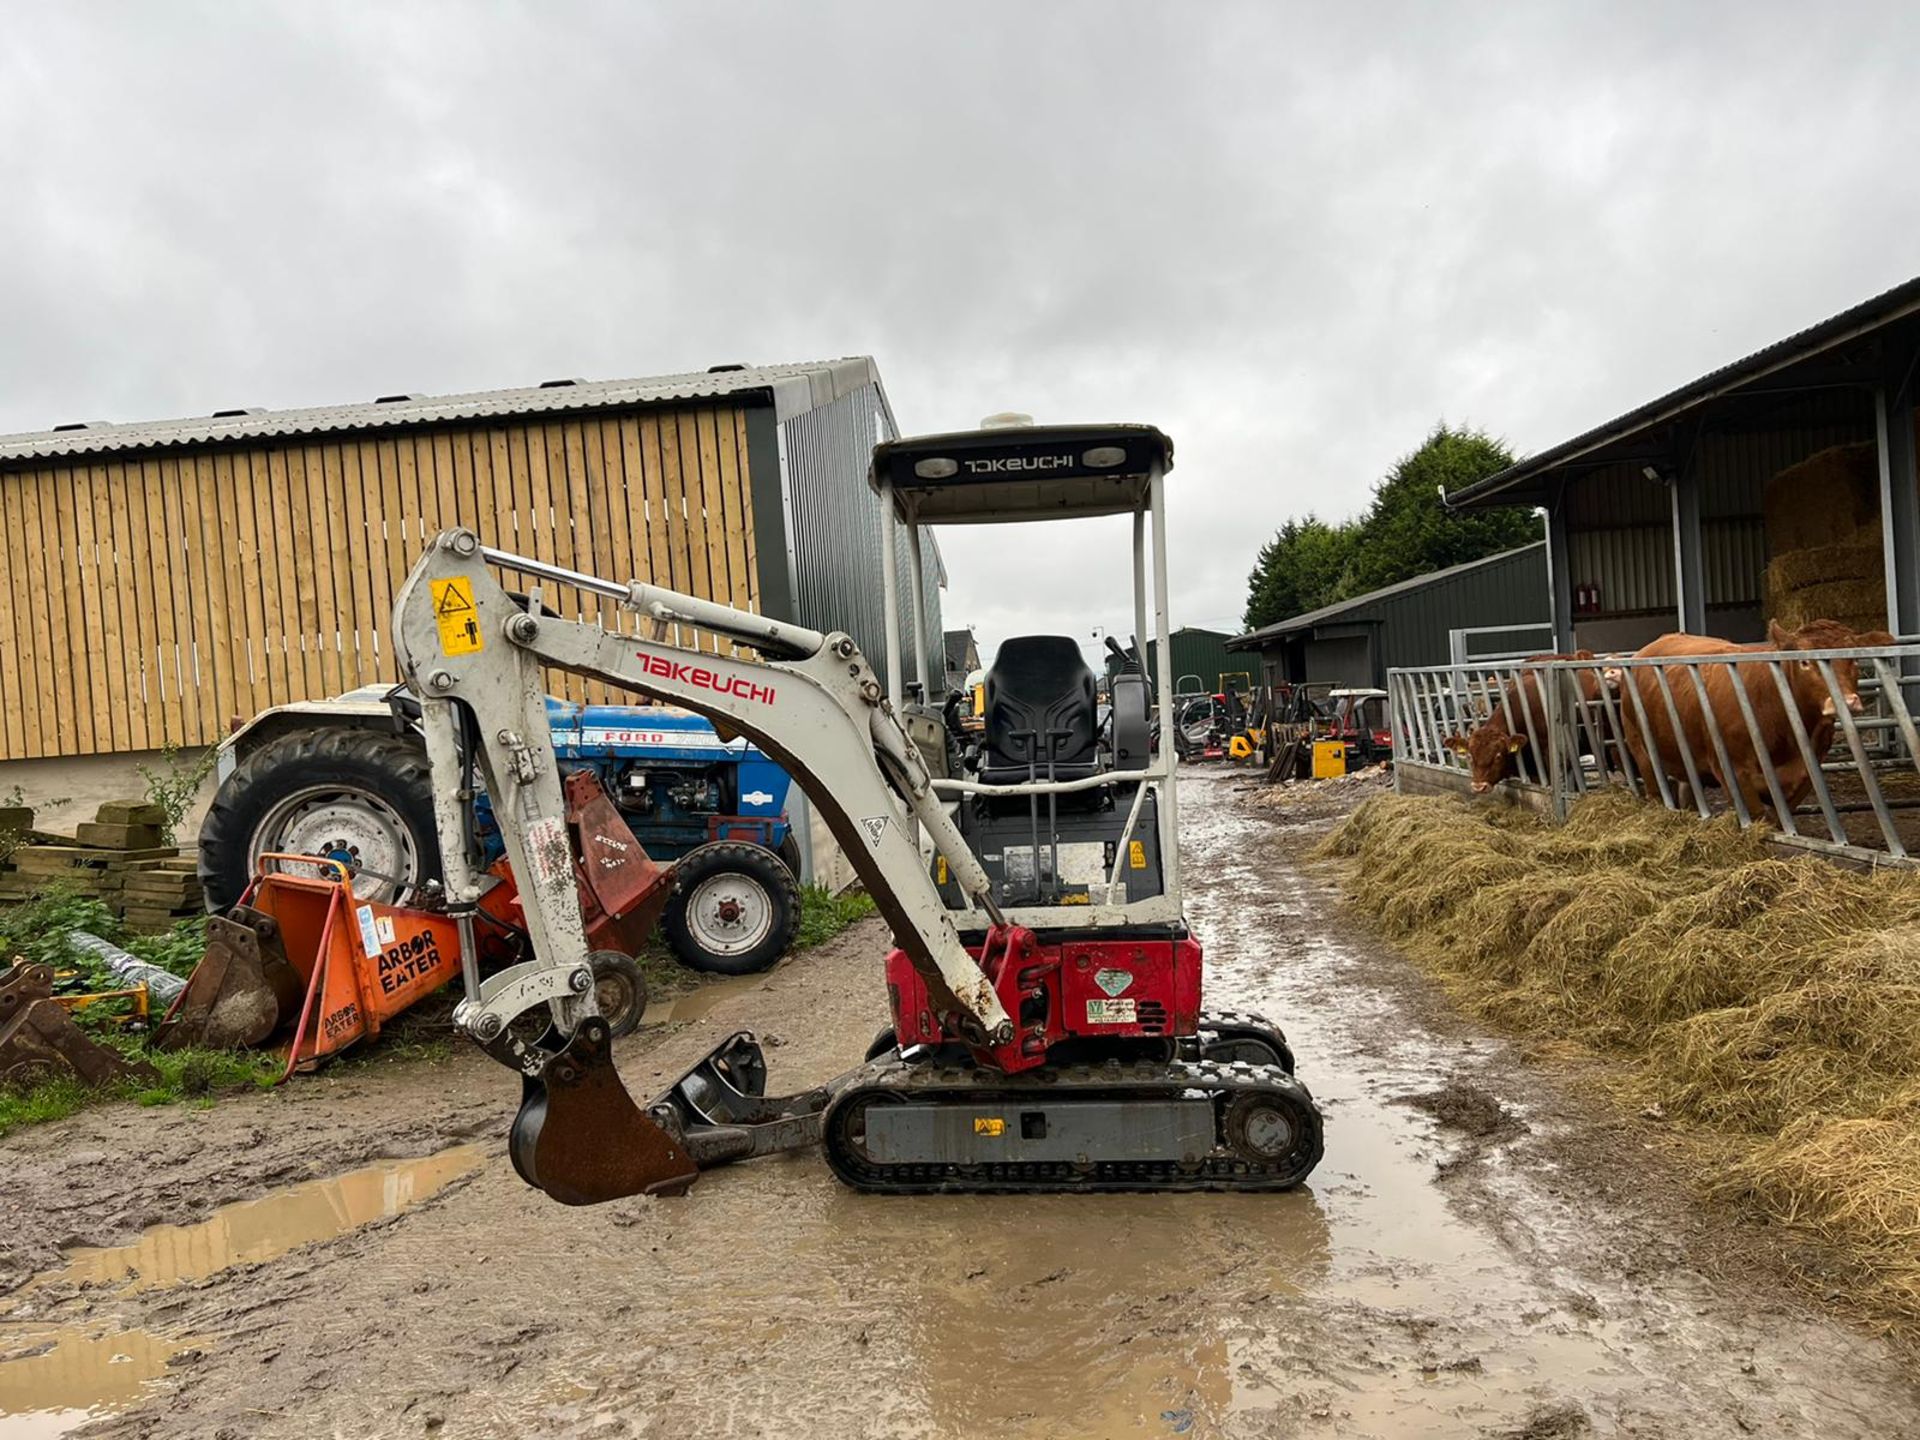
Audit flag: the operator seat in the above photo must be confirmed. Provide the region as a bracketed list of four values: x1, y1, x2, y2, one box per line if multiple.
[981, 636, 1100, 786]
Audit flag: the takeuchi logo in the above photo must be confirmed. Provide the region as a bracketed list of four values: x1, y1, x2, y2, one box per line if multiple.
[636, 651, 776, 705]
[963, 453, 1075, 474]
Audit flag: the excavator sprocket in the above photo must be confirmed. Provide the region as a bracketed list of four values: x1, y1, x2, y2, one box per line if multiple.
[0, 962, 160, 1091]
[507, 1016, 699, 1204]
[152, 907, 303, 1051]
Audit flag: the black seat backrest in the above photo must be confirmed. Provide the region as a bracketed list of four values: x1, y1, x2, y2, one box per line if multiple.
[983, 636, 1098, 776]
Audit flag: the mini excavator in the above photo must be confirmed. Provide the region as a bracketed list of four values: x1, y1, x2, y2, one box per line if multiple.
[390, 421, 1323, 1202]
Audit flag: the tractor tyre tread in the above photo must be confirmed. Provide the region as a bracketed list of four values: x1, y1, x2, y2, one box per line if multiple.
[197, 728, 441, 914]
[660, 840, 801, 977]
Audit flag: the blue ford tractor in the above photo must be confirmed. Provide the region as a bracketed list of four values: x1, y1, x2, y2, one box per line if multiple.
[197, 688, 801, 974]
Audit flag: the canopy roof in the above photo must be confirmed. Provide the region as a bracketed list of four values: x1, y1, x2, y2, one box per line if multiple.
[870, 423, 1174, 524]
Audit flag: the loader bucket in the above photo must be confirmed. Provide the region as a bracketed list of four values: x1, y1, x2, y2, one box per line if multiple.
[507, 1016, 699, 1204]
[0, 962, 160, 1090]
[151, 908, 303, 1052]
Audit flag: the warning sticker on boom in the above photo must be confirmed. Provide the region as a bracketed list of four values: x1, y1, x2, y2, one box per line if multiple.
[431, 577, 484, 655]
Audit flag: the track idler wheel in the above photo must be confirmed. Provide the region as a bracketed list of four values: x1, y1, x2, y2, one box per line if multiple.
[507, 1016, 699, 1204]
[1223, 1085, 1322, 1186]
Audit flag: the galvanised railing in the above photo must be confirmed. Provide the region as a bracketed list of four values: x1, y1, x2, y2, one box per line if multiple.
[1389, 644, 1920, 864]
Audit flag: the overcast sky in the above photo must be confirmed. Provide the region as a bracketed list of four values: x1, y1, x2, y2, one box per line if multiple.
[5, 2, 1918, 666]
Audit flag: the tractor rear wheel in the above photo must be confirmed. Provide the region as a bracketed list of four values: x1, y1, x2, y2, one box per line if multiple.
[661, 841, 800, 976]
[199, 729, 440, 912]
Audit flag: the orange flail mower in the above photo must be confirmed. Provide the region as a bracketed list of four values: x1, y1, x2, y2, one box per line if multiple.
[156, 773, 667, 1077]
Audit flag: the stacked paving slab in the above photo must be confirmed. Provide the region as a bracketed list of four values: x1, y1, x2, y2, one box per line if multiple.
[0, 801, 203, 932]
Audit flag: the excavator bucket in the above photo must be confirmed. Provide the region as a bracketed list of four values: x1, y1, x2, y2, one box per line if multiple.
[151, 907, 303, 1052]
[0, 962, 160, 1090]
[507, 1016, 700, 1203]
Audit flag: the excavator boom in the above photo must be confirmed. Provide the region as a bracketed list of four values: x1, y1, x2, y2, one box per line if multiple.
[391, 529, 1017, 1201]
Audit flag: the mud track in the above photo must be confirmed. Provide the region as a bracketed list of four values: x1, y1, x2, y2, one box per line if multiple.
[3, 772, 1918, 1437]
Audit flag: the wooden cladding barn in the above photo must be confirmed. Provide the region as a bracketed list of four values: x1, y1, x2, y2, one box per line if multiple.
[0, 358, 940, 761]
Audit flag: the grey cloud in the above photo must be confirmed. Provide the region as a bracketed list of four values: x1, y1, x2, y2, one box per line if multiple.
[5, 1, 1917, 665]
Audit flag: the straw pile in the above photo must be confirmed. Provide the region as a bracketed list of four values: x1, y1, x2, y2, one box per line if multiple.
[1320, 791, 1920, 1323]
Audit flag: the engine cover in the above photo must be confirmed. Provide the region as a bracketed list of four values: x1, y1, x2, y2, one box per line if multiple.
[884, 932, 1203, 1062]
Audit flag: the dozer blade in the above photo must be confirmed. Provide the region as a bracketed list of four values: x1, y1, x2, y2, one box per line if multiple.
[152, 908, 303, 1052]
[0, 963, 160, 1090]
[507, 1016, 699, 1204]
[645, 1031, 839, 1170]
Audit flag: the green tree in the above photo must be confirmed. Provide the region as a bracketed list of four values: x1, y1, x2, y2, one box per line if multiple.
[1341, 426, 1535, 595]
[1242, 424, 1536, 629]
[1243, 518, 1356, 630]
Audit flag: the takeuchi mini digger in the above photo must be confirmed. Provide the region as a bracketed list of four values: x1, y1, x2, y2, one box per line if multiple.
[388, 420, 1324, 1201]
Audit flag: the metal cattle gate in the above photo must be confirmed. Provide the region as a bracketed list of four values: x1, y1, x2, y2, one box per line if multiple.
[1389, 643, 1920, 865]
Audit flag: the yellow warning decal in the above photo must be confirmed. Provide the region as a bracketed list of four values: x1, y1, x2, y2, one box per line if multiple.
[973, 1117, 1005, 1137]
[432, 577, 484, 656]
[1128, 840, 1147, 870]
[936, 856, 949, 885]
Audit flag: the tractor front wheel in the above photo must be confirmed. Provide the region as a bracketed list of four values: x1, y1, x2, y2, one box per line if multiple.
[660, 841, 800, 976]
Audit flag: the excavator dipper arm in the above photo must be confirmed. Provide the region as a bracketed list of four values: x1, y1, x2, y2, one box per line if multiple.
[390, 529, 1012, 1201]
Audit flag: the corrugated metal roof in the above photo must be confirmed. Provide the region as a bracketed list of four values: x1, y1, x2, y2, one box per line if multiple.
[1228, 543, 1547, 648]
[1447, 274, 1920, 509]
[0, 357, 883, 463]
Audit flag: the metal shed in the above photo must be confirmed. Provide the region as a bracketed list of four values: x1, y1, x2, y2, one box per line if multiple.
[1227, 543, 1551, 688]
[1444, 275, 1920, 652]
[0, 358, 941, 762]
[1112, 626, 1246, 695]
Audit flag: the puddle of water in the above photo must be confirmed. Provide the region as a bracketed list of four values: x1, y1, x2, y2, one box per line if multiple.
[643, 974, 764, 1026]
[0, 1327, 184, 1440]
[0, 1146, 485, 1436]
[32, 1145, 484, 1296]
[812, 1187, 1332, 1437]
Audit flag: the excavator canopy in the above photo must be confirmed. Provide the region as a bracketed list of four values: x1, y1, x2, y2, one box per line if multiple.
[869, 422, 1173, 523]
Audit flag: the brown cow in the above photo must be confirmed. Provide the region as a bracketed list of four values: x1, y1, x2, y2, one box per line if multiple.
[1617, 619, 1894, 822]
[1443, 651, 1601, 793]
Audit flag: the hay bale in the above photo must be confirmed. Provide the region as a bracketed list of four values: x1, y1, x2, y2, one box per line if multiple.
[1766, 529, 1884, 593]
[1764, 442, 1879, 553]
[1772, 577, 1888, 635]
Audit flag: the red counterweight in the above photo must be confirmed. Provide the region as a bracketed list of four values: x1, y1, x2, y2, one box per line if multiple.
[885, 931, 1204, 1070]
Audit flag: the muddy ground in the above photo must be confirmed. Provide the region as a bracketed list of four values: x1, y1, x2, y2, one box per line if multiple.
[4, 771, 1918, 1438]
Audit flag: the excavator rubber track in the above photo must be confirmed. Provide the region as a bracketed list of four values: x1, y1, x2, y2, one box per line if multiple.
[822, 1052, 1323, 1195]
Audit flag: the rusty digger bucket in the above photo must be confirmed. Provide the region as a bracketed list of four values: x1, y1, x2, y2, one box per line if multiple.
[0, 961, 160, 1091]
[150, 905, 304, 1053]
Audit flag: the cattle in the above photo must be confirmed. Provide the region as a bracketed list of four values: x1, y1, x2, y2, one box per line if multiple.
[1443, 651, 1601, 793]
[1616, 619, 1895, 822]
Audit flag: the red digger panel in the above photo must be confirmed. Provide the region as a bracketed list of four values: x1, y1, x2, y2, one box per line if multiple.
[884, 932, 1203, 1069]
